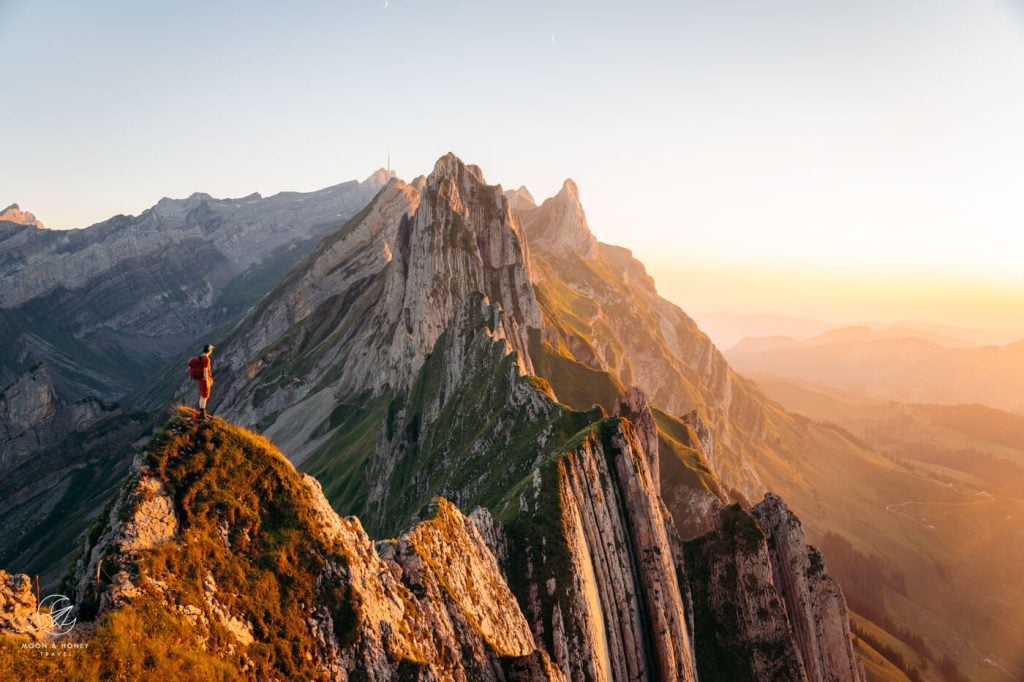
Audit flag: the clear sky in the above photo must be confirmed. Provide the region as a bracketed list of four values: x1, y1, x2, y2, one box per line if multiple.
[2, 1, 1023, 334]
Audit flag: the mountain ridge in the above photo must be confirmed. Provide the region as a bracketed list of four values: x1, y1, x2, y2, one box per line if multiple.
[0, 204, 43, 229]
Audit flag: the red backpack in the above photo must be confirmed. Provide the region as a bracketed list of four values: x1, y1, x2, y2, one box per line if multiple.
[188, 356, 205, 381]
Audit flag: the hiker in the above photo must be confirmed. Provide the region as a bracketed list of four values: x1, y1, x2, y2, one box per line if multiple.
[188, 344, 215, 419]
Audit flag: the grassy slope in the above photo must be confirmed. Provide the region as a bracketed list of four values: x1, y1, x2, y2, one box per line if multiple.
[857, 637, 912, 682]
[2, 411, 360, 680]
[851, 612, 927, 681]
[527, 328, 624, 413]
[298, 394, 391, 517]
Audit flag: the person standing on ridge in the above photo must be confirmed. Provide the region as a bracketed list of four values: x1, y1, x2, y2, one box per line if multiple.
[188, 344, 215, 420]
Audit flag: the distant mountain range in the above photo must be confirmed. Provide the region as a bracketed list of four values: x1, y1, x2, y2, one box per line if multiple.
[727, 326, 1024, 415]
[697, 312, 1022, 352]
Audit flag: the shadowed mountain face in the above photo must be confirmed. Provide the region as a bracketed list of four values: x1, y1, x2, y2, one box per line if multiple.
[0, 171, 390, 587]
[0, 171, 391, 406]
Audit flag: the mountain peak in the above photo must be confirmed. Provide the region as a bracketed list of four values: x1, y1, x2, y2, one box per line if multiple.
[363, 167, 397, 187]
[558, 178, 580, 200]
[504, 185, 537, 212]
[520, 177, 596, 257]
[429, 152, 487, 184]
[0, 203, 44, 228]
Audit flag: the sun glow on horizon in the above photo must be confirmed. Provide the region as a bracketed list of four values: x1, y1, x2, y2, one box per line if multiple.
[642, 255, 1024, 343]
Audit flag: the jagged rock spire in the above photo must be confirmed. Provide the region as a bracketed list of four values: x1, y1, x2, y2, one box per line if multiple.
[521, 179, 597, 257]
[614, 387, 660, 493]
[504, 185, 537, 213]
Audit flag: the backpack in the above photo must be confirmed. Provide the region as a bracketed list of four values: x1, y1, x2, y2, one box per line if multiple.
[188, 356, 205, 381]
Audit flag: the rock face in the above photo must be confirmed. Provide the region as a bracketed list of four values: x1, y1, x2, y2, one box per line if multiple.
[613, 387, 660, 491]
[215, 153, 540, 463]
[685, 503, 807, 681]
[521, 179, 597, 258]
[752, 494, 863, 682]
[541, 419, 697, 681]
[0, 203, 43, 228]
[504, 186, 537, 213]
[0, 365, 107, 470]
[685, 500, 864, 682]
[72, 464, 180, 614]
[0, 570, 48, 641]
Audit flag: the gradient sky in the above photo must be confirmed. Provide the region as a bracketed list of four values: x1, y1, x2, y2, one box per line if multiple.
[2, 1, 1023, 334]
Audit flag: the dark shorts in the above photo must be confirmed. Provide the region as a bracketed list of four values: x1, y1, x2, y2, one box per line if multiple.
[199, 379, 213, 399]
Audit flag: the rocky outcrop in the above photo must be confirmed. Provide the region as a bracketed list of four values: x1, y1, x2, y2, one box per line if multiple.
[71, 460, 180, 614]
[685, 504, 807, 680]
[752, 494, 863, 682]
[377, 498, 562, 680]
[0, 570, 49, 641]
[520, 179, 598, 258]
[0, 203, 43, 228]
[685, 500, 864, 682]
[66, 414, 561, 681]
[504, 186, 537, 213]
[614, 387, 660, 492]
[543, 419, 697, 681]
[0, 365, 58, 436]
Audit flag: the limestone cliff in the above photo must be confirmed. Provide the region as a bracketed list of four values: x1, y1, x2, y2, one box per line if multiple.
[751, 494, 863, 682]
[520, 180, 597, 258]
[685, 500, 864, 682]
[0, 364, 109, 470]
[215, 153, 540, 462]
[519, 418, 698, 681]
